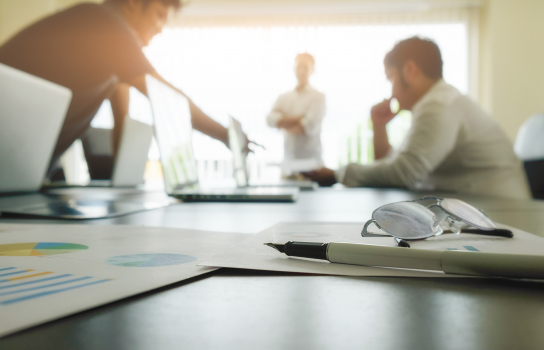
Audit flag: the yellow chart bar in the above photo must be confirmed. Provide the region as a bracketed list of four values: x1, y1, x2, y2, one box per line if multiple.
[8, 271, 53, 281]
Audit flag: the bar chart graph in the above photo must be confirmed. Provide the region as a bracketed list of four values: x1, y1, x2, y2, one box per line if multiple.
[0, 224, 246, 337]
[0, 266, 111, 305]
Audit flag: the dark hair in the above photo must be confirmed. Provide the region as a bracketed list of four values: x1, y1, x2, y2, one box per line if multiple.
[295, 53, 315, 66]
[108, 0, 182, 10]
[384, 37, 443, 80]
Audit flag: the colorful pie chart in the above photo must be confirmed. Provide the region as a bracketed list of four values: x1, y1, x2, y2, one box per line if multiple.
[105, 254, 197, 267]
[0, 242, 89, 256]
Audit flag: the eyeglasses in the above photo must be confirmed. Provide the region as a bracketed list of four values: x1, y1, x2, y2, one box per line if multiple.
[361, 196, 513, 247]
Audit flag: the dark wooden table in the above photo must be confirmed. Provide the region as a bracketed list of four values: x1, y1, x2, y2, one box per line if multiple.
[1, 187, 543, 350]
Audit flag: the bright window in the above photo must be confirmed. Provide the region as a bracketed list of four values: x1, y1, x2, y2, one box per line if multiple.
[92, 22, 469, 174]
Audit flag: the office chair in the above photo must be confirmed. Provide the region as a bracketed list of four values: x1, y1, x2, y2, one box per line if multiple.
[514, 113, 544, 199]
[81, 127, 114, 180]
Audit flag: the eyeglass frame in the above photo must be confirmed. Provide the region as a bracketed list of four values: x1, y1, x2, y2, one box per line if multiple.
[410, 196, 495, 231]
[361, 196, 512, 244]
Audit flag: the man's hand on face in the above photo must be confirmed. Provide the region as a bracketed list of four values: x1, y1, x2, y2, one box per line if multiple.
[370, 99, 397, 127]
[302, 167, 337, 187]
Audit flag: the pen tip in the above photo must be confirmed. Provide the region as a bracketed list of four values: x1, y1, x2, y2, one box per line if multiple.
[264, 243, 285, 253]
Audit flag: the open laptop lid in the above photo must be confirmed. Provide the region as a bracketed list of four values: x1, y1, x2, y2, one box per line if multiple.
[228, 116, 249, 187]
[111, 117, 153, 187]
[146, 75, 199, 194]
[0, 63, 72, 193]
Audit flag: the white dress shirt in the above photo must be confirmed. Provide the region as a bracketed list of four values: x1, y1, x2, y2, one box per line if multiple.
[337, 79, 531, 200]
[267, 85, 326, 164]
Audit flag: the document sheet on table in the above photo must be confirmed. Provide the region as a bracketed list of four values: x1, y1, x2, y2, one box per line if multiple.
[200, 222, 544, 278]
[0, 224, 247, 337]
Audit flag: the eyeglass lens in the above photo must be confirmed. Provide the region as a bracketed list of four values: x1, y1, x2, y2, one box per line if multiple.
[440, 198, 496, 230]
[373, 202, 442, 240]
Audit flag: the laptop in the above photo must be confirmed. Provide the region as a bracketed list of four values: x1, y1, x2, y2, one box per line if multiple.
[111, 117, 153, 187]
[43, 116, 152, 189]
[228, 116, 318, 191]
[146, 75, 299, 202]
[79, 117, 153, 187]
[0, 63, 72, 193]
[0, 64, 170, 219]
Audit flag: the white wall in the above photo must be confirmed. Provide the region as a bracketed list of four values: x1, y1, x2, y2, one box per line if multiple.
[0, 0, 55, 43]
[480, 0, 544, 141]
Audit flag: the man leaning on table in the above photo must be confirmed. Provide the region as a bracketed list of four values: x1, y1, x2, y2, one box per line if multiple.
[306, 37, 530, 200]
[0, 0, 246, 180]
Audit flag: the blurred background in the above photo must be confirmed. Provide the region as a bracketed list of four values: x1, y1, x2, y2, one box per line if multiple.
[1, 0, 543, 184]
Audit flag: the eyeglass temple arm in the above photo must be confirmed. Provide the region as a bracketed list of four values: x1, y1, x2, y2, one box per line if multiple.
[425, 203, 504, 236]
[361, 219, 390, 238]
[444, 228, 514, 238]
[420, 197, 492, 221]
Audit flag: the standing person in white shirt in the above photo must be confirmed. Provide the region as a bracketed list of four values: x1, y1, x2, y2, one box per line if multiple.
[305, 37, 530, 199]
[267, 53, 326, 174]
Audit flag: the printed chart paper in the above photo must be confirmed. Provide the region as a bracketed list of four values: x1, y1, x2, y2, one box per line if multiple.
[0, 224, 247, 337]
[200, 222, 544, 278]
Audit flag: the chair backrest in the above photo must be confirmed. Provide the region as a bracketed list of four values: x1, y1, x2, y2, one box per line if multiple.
[81, 118, 152, 184]
[515, 113, 544, 199]
[523, 160, 544, 199]
[81, 127, 114, 180]
[515, 113, 544, 161]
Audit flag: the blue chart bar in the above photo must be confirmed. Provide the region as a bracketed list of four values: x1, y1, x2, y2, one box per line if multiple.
[464, 246, 480, 252]
[447, 246, 480, 252]
[0, 270, 28, 278]
[1, 279, 111, 305]
[0, 274, 72, 290]
[0, 266, 113, 306]
[0, 277, 93, 297]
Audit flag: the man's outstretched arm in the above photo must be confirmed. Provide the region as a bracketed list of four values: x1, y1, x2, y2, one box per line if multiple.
[109, 83, 130, 154]
[307, 101, 459, 188]
[128, 72, 229, 146]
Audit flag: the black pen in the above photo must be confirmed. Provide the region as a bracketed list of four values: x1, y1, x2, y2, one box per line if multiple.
[265, 241, 544, 279]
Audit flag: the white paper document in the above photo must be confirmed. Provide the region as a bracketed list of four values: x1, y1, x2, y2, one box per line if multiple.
[200, 222, 544, 278]
[0, 224, 247, 337]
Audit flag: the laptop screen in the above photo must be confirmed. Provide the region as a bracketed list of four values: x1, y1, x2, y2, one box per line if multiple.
[146, 75, 198, 194]
[228, 116, 248, 187]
